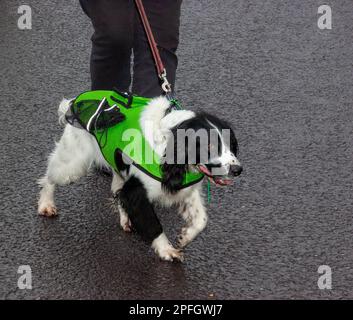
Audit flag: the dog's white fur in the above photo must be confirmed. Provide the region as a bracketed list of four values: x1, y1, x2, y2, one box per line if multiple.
[38, 97, 207, 261]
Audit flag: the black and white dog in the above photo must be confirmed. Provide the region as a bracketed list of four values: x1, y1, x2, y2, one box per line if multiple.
[38, 96, 242, 261]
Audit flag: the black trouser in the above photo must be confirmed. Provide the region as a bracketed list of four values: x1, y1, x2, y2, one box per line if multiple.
[79, 0, 182, 97]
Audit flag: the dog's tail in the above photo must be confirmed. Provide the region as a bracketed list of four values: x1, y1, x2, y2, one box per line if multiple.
[58, 98, 74, 126]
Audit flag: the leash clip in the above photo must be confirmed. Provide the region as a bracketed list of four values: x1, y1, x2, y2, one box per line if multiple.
[160, 69, 172, 94]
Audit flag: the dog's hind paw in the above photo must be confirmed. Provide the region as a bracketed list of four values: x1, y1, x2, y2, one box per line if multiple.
[121, 220, 132, 232]
[38, 204, 58, 217]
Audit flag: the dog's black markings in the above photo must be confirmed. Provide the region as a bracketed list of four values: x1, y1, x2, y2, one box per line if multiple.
[115, 149, 130, 175]
[161, 163, 187, 194]
[119, 176, 162, 243]
[198, 112, 239, 156]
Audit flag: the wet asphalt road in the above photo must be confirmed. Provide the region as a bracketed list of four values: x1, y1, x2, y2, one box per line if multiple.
[1, 0, 353, 299]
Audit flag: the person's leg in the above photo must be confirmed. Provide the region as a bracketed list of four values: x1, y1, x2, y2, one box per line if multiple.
[79, 0, 134, 91]
[132, 0, 182, 97]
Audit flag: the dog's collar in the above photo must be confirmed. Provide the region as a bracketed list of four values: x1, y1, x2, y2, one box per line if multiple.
[164, 99, 183, 117]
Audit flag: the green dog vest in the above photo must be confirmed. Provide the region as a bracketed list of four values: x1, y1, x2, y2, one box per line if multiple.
[67, 90, 204, 189]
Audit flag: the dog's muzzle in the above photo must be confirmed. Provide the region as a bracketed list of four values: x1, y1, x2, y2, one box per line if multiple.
[230, 164, 243, 177]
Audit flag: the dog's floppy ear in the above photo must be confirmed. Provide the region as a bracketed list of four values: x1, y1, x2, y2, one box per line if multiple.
[161, 123, 188, 193]
[199, 111, 239, 156]
[161, 163, 186, 194]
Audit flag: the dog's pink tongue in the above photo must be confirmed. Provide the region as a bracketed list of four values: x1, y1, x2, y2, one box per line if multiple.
[198, 166, 233, 186]
[213, 176, 233, 186]
[198, 165, 212, 176]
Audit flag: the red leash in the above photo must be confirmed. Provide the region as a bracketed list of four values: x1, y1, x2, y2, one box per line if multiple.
[134, 0, 172, 94]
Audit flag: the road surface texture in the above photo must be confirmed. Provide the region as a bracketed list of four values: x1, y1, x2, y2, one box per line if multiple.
[1, 0, 353, 299]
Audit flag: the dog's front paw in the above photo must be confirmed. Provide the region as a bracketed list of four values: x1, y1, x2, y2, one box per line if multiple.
[119, 212, 132, 232]
[157, 247, 184, 262]
[38, 203, 57, 217]
[152, 233, 184, 262]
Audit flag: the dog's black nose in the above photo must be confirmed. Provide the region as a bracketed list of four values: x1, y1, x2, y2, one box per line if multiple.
[230, 165, 243, 176]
